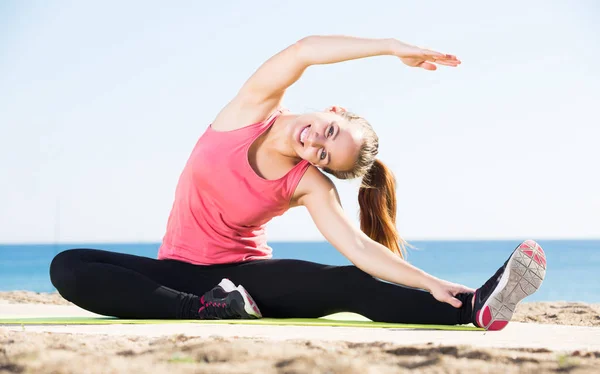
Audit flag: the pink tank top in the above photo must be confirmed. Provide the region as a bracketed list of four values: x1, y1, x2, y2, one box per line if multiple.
[158, 109, 310, 265]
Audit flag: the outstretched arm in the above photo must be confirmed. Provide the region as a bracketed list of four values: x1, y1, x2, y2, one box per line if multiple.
[296, 168, 473, 308]
[238, 35, 460, 108]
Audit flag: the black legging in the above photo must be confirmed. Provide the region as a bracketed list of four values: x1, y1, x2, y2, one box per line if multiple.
[49, 248, 473, 324]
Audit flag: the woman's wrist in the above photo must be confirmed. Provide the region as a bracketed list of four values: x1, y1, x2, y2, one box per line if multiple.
[388, 39, 415, 58]
[418, 272, 440, 292]
[383, 38, 401, 56]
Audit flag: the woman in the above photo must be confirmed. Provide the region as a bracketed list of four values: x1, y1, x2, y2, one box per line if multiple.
[50, 35, 546, 330]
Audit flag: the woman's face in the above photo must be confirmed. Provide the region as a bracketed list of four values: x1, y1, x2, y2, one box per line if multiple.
[289, 111, 363, 172]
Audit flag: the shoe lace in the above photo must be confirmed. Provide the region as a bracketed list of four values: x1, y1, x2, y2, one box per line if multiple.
[198, 296, 238, 319]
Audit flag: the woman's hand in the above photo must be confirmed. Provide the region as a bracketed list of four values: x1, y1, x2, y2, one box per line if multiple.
[426, 278, 475, 308]
[392, 40, 461, 71]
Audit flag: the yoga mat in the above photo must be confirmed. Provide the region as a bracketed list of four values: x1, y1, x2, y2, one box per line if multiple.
[0, 312, 481, 331]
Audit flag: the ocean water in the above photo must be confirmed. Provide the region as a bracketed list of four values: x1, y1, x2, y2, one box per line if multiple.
[0, 240, 598, 302]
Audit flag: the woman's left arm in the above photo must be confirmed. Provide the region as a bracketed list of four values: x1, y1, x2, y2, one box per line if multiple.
[296, 168, 473, 308]
[238, 35, 460, 106]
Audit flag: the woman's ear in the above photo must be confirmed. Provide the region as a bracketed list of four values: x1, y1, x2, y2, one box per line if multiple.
[326, 106, 347, 114]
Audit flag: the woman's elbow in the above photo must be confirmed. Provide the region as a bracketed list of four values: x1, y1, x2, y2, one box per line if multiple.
[293, 36, 321, 64]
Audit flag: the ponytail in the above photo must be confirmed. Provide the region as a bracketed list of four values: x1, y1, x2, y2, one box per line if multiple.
[320, 110, 407, 256]
[358, 159, 407, 258]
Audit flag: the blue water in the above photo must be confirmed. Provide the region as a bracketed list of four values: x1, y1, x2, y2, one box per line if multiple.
[1, 240, 598, 302]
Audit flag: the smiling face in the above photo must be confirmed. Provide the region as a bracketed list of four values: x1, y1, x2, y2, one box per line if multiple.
[290, 111, 363, 172]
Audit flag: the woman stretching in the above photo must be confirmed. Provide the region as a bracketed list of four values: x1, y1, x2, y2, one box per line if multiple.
[50, 35, 546, 330]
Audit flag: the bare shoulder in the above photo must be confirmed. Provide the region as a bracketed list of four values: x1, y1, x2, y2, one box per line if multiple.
[292, 165, 359, 254]
[292, 166, 340, 207]
[210, 94, 281, 132]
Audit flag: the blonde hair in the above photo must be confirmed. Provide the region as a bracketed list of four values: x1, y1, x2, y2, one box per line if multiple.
[322, 111, 408, 258]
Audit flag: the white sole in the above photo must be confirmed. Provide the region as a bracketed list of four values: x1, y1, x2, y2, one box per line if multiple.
[218, 278, 236, 292]
[477, 240, 547, 330]
[237, 285, 262, 318]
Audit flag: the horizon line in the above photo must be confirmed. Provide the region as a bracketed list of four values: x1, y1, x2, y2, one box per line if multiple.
[1, 237, 599, 246]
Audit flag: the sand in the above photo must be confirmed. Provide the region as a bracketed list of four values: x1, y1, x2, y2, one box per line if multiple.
[2, 331, 599, 374]
[0, 291, 72, 306]
[1, 292, 600, 373]
[513, 302, 600, 327]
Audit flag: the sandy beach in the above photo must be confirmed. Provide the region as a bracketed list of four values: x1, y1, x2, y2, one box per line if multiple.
[1, 292, 600, 373]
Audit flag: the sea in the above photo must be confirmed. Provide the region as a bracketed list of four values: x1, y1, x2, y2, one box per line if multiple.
[1, 240, 598, 302]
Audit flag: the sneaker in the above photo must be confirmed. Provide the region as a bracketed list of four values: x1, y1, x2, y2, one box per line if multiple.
[198, 278, 262, 320]
[472, 240, 547, 331]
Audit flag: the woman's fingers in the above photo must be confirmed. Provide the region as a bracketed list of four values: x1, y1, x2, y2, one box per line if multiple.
[453, 285, 476, 295]
[446, 294, 463, 308]
[401, 51, 461, 70]
[418, 61, 460, 70]
[427, 54, 461, 63]
[419, 62, 437, 71]
[432, 60, 460, 67]
[420, 49, 461, 68]
[458, 284, 476, 293]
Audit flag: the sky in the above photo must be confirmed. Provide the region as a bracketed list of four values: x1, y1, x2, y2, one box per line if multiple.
[1, 1, 598, 243]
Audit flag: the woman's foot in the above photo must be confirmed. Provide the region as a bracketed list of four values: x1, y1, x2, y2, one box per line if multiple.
[198, 278, 262, 319]
[472, 240, 547, 330]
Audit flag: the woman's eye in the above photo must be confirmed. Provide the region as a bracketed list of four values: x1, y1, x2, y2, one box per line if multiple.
[327, 126, 334, 137]
[320, 150, 327, 160]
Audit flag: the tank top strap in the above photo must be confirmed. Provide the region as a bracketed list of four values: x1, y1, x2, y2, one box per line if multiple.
[282, 159, 311, 198]
[254, 107, 286, 133]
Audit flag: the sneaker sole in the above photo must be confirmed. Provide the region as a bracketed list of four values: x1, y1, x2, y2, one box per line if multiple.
[237, 285, 262, 318]
[476, 240, 547, 331]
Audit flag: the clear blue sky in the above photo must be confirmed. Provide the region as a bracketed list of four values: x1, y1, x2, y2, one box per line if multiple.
[1, 1, 598, 243]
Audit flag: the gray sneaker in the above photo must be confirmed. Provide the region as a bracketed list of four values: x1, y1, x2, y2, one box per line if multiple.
[198, 278, 262, 319]
[472, 240, 547, 330]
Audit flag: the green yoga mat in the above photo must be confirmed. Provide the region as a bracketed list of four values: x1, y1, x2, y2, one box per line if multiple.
[0, 312, 481, 331]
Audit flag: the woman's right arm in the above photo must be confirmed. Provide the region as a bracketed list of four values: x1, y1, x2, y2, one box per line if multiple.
[213, 36, 459, 130]
[238, 36, 395, 105]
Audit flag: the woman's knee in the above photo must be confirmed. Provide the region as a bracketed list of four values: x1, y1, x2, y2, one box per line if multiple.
[49, 249, 89, 297]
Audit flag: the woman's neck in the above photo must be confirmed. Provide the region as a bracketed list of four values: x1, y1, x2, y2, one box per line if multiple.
[263, 113, 301, 160]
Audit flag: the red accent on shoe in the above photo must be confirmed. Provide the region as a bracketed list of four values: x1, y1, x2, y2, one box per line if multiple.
[246, 296, 260, 315]
[533, 253, 544, 266]
[482, 306, 492, 327]
[200, 295, 205, 305]
[488, 320, 509, 331]
[523, 249, 534, 257]
[475, 310, 482, 327]
[538, 247, 547, 265]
